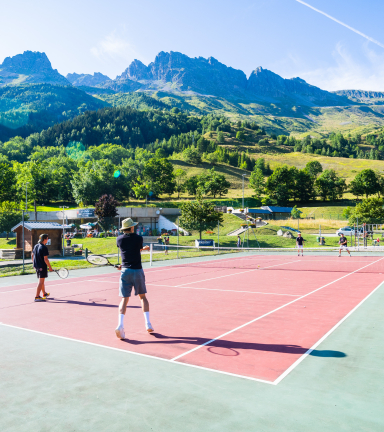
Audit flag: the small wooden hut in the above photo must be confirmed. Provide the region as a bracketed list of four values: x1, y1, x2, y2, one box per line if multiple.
[11, 222, 64, 258]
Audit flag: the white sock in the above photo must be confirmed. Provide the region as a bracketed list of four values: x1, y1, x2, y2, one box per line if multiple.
[118, 314, 125, 327]
[144, 311, 150, 324]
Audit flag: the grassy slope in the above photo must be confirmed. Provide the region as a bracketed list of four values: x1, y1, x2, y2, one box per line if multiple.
[169, 159, 254, 199]
[150, 92, 384, 136]
[260, 152, 384, 182]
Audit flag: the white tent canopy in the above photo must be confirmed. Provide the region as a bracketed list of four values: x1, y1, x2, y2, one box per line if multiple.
[80, 222, 97, 229]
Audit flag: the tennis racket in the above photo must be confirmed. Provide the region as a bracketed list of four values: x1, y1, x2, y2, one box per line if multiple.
[53, 268, 69, 279]
[87, 254, 119, 268]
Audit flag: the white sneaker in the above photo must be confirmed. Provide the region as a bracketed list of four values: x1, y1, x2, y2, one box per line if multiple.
[146, 323, 154, 333]
[115, 326, 125, 339]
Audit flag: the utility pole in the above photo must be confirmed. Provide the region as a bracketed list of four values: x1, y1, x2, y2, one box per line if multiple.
[25, 182, 29, 211]
[242, 174, 246, 209]
[62, 206, 69, 257]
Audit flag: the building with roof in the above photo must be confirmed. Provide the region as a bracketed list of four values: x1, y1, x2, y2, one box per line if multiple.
[247, 208, 273, 219]
[11, 222, 65, 257]
[261, 206, 294, 220]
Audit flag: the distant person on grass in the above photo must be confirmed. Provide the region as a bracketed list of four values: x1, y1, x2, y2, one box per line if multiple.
[338, 234, 351, 257]
[31, 234, 53, 302]
[115, 218, 153, 340]
[296, 233, 305, 256]
[164, 236, 169, 255]
[237, 235, 241, 248]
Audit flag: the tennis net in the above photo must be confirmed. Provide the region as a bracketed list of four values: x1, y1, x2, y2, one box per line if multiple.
[147, 243, 384, 273]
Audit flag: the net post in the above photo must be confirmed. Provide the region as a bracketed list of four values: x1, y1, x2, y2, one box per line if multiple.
[217, 220, 220, 255]
[150, 243, 153, 267]
[117, 247, 120, 265]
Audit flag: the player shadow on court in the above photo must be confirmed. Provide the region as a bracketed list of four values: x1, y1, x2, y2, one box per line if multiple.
[122, 333, 346, 357]
[49, 299, 141, 308]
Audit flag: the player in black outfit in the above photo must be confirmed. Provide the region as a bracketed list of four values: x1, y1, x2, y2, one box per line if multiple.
[338, 234, 351, 257]
[115, 218, 152, 340]
[296, 232, 305, 256]
[31, 234, 53, 302]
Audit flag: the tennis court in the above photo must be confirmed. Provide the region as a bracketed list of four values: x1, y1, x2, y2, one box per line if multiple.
[1, 248, 384, 431]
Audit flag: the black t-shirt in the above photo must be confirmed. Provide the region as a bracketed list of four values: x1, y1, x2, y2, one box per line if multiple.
[296, 236, 304, 245]
[339, 236, 347, 245]
[116, 233, 143, 269]
[32, 243, 49, 270]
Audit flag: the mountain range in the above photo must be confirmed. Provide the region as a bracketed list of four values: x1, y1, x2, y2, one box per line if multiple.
[2, 50, 384, 142]
[0, 50, 370, 107]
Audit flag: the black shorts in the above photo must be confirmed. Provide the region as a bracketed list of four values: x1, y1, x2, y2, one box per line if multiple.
[36, 268, 48, 279]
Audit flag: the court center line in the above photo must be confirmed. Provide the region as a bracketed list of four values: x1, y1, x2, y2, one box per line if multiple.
[170, 256, 384, 362]
[90, 279, 300, 296]
[273, 279, 384, 385]
[93, 260, 300, 290]
[175, 259, 300, 287]
[145, 283, 301, 296]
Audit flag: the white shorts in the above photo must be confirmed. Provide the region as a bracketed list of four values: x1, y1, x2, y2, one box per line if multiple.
[339, 245, 349, 251]
[297, 245, 303, 249]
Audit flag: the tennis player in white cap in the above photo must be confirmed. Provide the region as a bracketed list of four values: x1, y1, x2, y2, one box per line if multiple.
[115, 218, 153, 339]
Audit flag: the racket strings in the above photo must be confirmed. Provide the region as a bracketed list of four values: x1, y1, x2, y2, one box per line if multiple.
[87, 255, 109, 265]
[57, 268, 69, 279]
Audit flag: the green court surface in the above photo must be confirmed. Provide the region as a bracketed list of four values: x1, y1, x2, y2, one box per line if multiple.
[1, 260, 384, 432]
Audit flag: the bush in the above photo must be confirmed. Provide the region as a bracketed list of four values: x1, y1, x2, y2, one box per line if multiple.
[236, 131, 246, 141]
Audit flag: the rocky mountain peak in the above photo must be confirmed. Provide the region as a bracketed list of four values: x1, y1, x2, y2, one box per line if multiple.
[119, 59, 150, 81]
[66, 72, 110, 87]
[0, 51, 69, 87]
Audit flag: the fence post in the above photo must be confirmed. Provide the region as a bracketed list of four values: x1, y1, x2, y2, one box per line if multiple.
[150, 243, 153, 267]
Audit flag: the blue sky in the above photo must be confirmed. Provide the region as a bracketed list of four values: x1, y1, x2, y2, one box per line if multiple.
[1, 0, 383, 91]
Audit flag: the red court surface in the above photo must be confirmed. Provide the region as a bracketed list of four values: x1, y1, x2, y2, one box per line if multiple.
[1, 254, 383, 384]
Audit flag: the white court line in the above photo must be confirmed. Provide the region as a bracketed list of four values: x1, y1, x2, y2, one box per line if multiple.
[89, 259, 299, 290]
[175, 259, 299, 287]
[273, 279, 384, 385]
[0, 323, 274, 385]
[170, 257, 384, 362]
[145, 283, 301, 297]
[0, 280, 97, 294]
[0, 279, 118, 295]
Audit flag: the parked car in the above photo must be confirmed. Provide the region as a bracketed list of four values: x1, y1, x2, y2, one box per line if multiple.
[336, 226, 373, 236]
[336, 227, 355, 236]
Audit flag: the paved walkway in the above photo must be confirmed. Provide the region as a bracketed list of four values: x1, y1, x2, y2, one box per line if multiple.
[0, 256, 86, 267]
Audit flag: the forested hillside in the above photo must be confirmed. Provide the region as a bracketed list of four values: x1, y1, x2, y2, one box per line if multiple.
[2, 101, 384, 211]
[0, 84, 107, 141]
